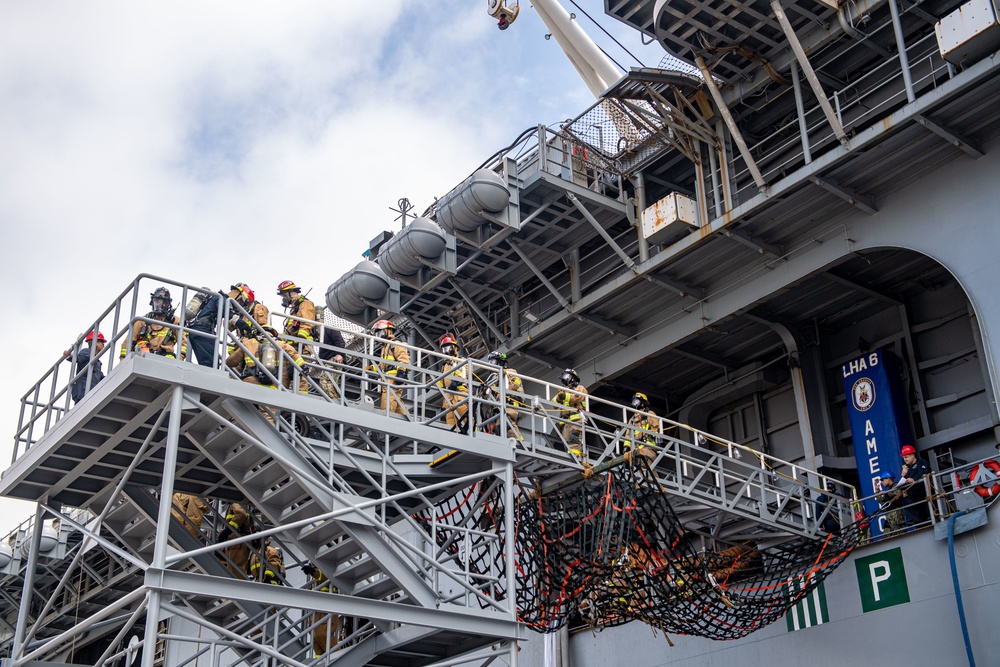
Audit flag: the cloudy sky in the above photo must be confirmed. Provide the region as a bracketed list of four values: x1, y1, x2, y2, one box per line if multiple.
[0, 1, 665, 537]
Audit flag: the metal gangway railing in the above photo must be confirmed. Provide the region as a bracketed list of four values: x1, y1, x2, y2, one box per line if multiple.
[14, 275, 855, 542]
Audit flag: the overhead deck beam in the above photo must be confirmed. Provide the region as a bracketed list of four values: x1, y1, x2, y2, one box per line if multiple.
[672, 346, 735, 371]
[916, 114, 985, 158]
[810, 176, 878, 215]
[642, 273, 705, 300]
[721, 228, 784, 258]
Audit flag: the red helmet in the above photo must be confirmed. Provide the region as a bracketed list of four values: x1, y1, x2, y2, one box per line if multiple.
[232, 282, 254, 303]
[901, 445, 916, 456]
[276, 280, 298, 294]
[440, 334, 457, 346]
[85, 331, 106, 343]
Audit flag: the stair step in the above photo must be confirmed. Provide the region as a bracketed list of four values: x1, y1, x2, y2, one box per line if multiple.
[260, 479, 309, 507]
[203, 424, 242, 455]
[280, 498, 320, 524]
[243, 458, 288, 489]
[353, 574, 408, 602]
[106, 499, 140, 523]
[120, 515, 152, 538]
[223, 441, 268, 470]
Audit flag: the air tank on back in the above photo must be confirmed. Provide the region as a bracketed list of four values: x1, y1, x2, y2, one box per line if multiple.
[326, 260, 391, 317]
[436, 168, 511, 233]
[377, 217, 447, 280]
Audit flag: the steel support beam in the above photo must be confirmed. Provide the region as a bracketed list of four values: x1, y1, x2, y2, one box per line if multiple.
[823, 271, 901, 304]
[720, 228, 784, 258]
[141, 385, 184, 667]
[568, 193, 637, 272]
[11, 504, 46, 661]
[810, 176, 877, 214]
[450, 279, 507, 342]
[506, 239, 571, 309]
[916, 114, 984, 158]
[577, 312, 636, 338]
[695, 55, 769, 190]
[770, 0, 848, 144]
[745, 315, 818, 474]
[642, 273, 705, 300]
[145, 569, 523, 639]
[888, 0, 916, 103]
[331, 625, 442, 667]
[791, 59, 812, 164]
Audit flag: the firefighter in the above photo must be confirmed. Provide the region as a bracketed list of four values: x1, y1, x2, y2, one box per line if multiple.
[226, 283, 269, 355]
[276, 280, 316, 343]
[219, 502, 252, 577]
[264, 326, 310, 393]
[623, 392, 661, 451]
[230, 283, 269, 327]
[370, 320, 410, 416]
[171, 493, 209, 538]
[225, 320, 306, 391]
[65, 330, 106, 403]
[554, 368, 588, 458]
[438, 333, 469, 432]
[302, 563, 339, 657]
[484, 350, 523, 440]
[248, 537, 285, 585]
[120, 287, 188, 360]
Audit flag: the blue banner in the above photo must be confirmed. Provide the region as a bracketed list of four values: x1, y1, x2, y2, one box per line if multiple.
[841, 350, 913, 537]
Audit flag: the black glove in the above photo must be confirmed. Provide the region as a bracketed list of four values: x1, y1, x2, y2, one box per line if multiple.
[396, 369, 408, 381]
[302, 563, 317, 577]
[217, 525, 232, 542]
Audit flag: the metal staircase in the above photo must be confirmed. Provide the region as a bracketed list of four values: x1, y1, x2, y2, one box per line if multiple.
[448, 305, 489, 361]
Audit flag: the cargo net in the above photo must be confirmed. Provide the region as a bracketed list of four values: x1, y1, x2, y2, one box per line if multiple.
[413, 479, 508, 607]
[516, 454, 863, 640]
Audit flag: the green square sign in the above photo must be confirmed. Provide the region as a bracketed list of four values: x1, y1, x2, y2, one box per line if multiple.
[854, 547, 910, 612]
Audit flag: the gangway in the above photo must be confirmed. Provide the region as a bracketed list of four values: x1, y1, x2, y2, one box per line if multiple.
[2, 275, 853, 667]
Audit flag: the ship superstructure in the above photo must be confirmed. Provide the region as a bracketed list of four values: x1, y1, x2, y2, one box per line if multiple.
[4, 0, 1000, 665]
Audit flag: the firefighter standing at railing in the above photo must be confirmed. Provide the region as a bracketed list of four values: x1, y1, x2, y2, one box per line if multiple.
[276, 280, 316, 343]
[438, 333, 469, 432]
[64, 330, 106, 403]
[225, 283, 269, 356]
[623, 392, 661, 451]
[369, 320, 410, 416]
[225, 320, 306, 390]
[554, 368, 588, 457]
[120, 287, 188, 360]
[484, 350, 523, 440]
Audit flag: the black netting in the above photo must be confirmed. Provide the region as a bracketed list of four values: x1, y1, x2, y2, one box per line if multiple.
[413, 455, 870, 640]
[516, 455, 863, 640]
